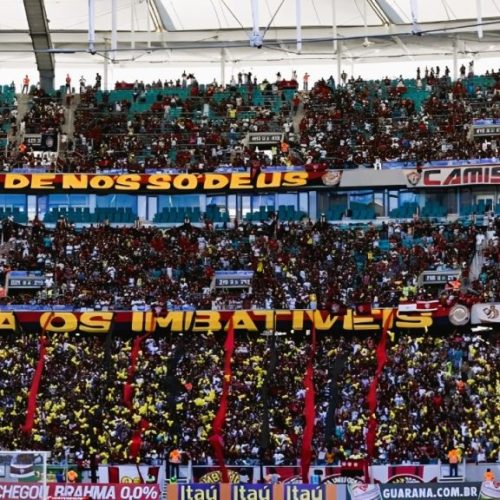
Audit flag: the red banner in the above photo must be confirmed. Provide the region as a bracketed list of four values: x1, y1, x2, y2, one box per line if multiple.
[0, 482, 161, 500]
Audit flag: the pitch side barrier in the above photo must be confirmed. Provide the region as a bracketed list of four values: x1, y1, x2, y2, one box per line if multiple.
[163, 483, 491, 500]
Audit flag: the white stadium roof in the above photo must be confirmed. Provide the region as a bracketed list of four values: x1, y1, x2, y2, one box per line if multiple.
[2, 0, 500, 85]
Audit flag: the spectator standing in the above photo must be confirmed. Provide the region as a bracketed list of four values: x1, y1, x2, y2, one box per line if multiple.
[22, 75, 30, 94]
[65, 74, 72, 94]
[79, 76, 86, 93]
[303, 72, 310, 91]
[448, 446, 460, 477]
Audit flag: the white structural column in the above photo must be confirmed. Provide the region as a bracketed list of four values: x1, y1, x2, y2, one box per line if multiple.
[332, 0, 340, 83]
[88, 0, 95, 53]
[337, 42, 342, 85]
[410, 0, 418, 32]
[296, 0, 302, 53]
[131, 0, 136, 49]
[104, 40, 109, 90]
[251, 0, 260, 41]
[146, 0, 152, 48]
[476, 0, 483, 39]
[332, 0, 338, 53]
[453, 36, 458, 81]
[220, 48, 226, 86]
[111, 0, 118, 60]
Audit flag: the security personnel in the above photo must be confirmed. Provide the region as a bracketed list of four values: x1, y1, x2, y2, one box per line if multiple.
[484, 468, 495, 482]
[448, 447, 460, 477]
[67, 470, 78, 483]
[168, 448, 181, 478]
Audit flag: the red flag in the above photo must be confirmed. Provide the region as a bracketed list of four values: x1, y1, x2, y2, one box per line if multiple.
[127, 314, 155, 459]
[21, 313, 54, 435]
[123, 335, 146, 409]
[300, 323, 317, 483]
[365, 309, 395, 462]
[130, 418, 150, 461]
[209, 316, 235, 483]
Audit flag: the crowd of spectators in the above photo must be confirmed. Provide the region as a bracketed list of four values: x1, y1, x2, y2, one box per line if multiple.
[1, 67, 500, 173]
[67, 72, 297, 173]
[21, 89, 65, 135]
[0, 215, 498, 311]
[0, 327, 498, 467]
[0, 67, 498, 472]
[5, 89, 66, 171]
[297, 68, 500, 168]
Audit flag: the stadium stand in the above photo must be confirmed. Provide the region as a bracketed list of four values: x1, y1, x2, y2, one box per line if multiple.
[0, 69, 498, 494]
[0, 217, 498, 310]
[2, 70, 499, 174]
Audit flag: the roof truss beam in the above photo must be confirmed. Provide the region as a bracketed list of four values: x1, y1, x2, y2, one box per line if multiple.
[23, 0, 54, 91]
[369, 0, 405, 25]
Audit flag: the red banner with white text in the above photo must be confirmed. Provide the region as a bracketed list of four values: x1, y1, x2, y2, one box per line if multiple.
[0, 482, 161, 500]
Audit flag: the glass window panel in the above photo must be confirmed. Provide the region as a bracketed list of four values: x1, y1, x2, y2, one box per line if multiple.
[399, 191, 418, 205]
[0, 194, 26, 209]
[251, 194, 275, 212]
[96, 194, 136, 209]
[47, 194, 90, 208]
[158, 195, 201, 210]
[374, 191, 385, 217]
[241, 196, 251, 219]
[277, 193, 298, 210]
[349, 190, 373, 205]
[207, 195, 226, 207]
[299, 192, 309, 215]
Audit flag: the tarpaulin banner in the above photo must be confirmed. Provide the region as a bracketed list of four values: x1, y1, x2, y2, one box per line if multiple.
[479, 481, 500, 499]
[0, 308, 450, 335]
[0, 482, 161, 499]
[192, 465, 254, 483]
[0, 171, 335, 194]
[471, 303, 500, 324]
[98, 464, 164, 485]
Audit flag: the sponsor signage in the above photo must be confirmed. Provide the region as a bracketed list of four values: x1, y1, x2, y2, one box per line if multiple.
[0, 308, 448, 335]
[377, 482, 481, 499]
[405, 166, 500, 188]
[6, 271, 45, 289]
[448, 304, 471, 326]
[472, 124, 500, 137]
[419, 270, 460, 286]
[166, 483, 338, 500]
[471, 303, 500, 324]
[0, 482, 161, 500]
[248, 132, 283, 145]
[214, 271, 254, 288]
[24, 133, 58, 152]
[0, 172, 335, 194]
